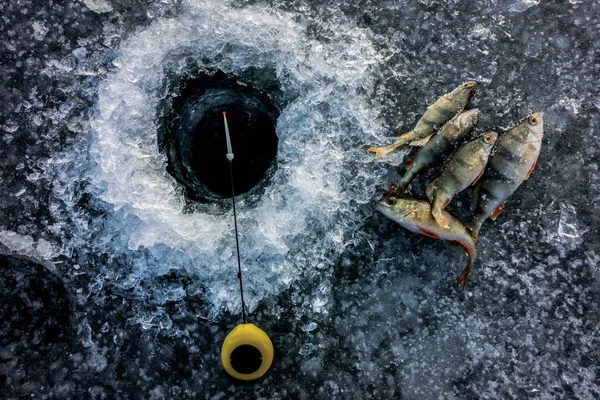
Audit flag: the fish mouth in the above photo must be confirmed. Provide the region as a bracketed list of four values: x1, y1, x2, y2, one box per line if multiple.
[467, 108, 481, 124]
[463, 81, 477, 99]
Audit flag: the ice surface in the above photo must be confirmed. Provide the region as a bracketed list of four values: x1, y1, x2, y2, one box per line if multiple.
[1, 0, 599, 398]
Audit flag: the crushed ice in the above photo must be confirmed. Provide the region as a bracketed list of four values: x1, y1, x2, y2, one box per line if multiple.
[49, 0, 387, 316]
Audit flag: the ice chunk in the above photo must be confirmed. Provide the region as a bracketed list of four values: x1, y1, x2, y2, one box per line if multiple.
[508, 0, 541, 12]
[32, 21, 49, 41]
[301, 322, 318, 332]
[299, 343, 316, 356]
[0, 230, 61, 260]
[82, 0, 113, 14]
[558, 203, 587, 240]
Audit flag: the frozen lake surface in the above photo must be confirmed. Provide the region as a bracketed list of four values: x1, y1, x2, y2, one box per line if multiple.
[0, 0, 599, 398]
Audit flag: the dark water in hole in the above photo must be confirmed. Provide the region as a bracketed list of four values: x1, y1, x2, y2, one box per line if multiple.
[162, 71, 279, 201]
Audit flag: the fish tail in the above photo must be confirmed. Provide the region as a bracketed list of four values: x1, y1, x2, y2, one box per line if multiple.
[396, 168, 418, 192]
[466, 217, 483, 243]
[367, 132, 412, 158]
[456, 244, 477, 289]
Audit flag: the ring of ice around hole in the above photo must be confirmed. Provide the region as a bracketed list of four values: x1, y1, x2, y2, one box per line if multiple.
[161, 71, 279, 202]
[55, 0, 387, 317]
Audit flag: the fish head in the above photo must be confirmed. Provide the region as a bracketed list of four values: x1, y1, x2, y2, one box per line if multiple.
[514, 111, 544, 142]
[478, 131, 498, 150]
[461, 80, 477, 99]
[525, 111, 544, 140]
[376, 193, 421, 223]
[458, 108, 481, 129]
[450, 81, 477, 104]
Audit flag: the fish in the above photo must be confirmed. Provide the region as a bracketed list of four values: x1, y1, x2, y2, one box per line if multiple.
[393, 109, 481, 192]
[367, 81, 477, 158]
[426, 131, 498, 229]
[376, 194, 477, 289]
[467, 112, 544, 242]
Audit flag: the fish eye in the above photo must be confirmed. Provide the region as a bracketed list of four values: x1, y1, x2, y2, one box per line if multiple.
[483, 135, 492, 143]
[386, 196, 397, 205]
[528, 116, 538, 126]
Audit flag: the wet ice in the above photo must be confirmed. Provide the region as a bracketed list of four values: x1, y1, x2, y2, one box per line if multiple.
[0, 0, 599, 398]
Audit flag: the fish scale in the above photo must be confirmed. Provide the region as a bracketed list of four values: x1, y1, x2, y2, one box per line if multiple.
[468, 112, 544, 242]
[426, 131, 498, 229]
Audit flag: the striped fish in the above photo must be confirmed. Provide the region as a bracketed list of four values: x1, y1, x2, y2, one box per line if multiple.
[426, 131, 498, 228]
[376, 195, 477, 288]
[368, 81, 477, 158]
[394, 109, 480, 192]
[468, 112, 544, 242]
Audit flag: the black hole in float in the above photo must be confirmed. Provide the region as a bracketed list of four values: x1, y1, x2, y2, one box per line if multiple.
[162, 70, 279, 202]
[230, 344, 263, 375]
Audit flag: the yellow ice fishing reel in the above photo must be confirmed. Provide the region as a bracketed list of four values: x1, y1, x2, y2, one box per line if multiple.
[221, 323, 274, 380]
[219, 112, 274, 381]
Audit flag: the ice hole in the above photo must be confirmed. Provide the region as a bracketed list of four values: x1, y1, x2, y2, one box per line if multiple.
[162, 71, 279, 202]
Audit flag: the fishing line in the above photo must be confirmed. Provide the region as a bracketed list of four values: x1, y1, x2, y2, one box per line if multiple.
[223, 111, 247, 325]
[220, 111, 274, 381]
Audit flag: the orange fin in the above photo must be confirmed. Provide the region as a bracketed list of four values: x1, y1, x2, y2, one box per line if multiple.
[456, 264, 472, 289]
[490, 201, 506, 221]
[398, 132, 410, 139]
[367, 146, 388, 158]
[383, 185, 400, 196]
[472, 168, 484, 186]
[405, 156, 417, 170]
[418, 227, 440, 239]
[432, 213, 449, 229]
[525, 161, 536, 179]
[442, 198, 451, 209]
[456, 240, 475, 254]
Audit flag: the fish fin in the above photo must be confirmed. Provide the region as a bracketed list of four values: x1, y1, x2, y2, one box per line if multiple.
[432, 210, 449, 229]
[408, 135, 432, 147]
[442, 198, 451, 209]
[398, 132, 411, 139]
[472, 168, 485, 186]
[405, 156, 417, 170]
[467, 226, 480, 244]
[466, 220, 481, 243]
[456, 263, 472, 289]
[417, 227, 440, 239]
[525, 161, 537, 179]
[456, 241, 475, 289]
[490, 201, 506, 221]
[456, 240, 475, 254]
[367, 146, 391, 158]
[383, 185, 401, 196]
